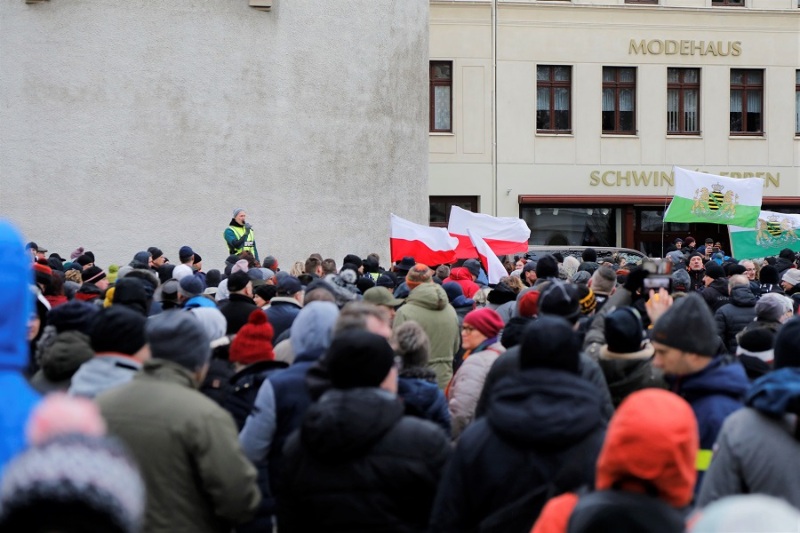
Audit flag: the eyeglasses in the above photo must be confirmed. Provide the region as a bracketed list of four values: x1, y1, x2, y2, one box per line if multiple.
[745, 268, 756, 272]
[462, 325, 476, 333]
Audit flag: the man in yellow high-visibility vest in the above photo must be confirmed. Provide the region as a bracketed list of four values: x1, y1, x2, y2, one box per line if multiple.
[224, 208, 259, 262]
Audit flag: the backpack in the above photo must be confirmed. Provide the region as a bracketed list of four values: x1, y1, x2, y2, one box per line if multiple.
[223, 360, 288, 430]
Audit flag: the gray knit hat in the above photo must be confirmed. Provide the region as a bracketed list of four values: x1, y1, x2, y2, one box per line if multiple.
[650, 293, 718, 356]
[146, 310, 211, 371]
[0, 434, 145, 533]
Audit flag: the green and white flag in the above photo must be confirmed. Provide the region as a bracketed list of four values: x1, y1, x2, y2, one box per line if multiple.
[729, 210, 800, 260]
[664, 167, 763, 228]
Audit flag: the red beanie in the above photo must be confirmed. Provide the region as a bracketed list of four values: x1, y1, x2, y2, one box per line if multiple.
[230, 310, 275, 365]
[518, 290, 540, 318]
[463, 308, 504, 338]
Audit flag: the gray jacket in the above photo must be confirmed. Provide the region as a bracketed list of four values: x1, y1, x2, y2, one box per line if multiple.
[69, 354, 142, 398]
[698, 407, 800, 509]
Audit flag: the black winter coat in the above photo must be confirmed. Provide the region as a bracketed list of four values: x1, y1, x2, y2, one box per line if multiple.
[429, 369, 606, 533]
[217, 293, 259, 334]
[474, 346, 614, 423]
[277, 388, 450, 533]
[714, 286, 757, 354]
[701, 278, 730, 313]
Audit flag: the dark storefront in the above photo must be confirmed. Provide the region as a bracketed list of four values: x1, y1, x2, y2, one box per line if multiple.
[519, 195, 800, 258]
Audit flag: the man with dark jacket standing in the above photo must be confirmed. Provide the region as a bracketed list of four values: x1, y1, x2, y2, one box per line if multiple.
[97, 311, 260, 533]
[430, 317, 606, 532]
[265, 275, 305, 339]
[686, 253, 706, 292]
[714, 275, 757, 354]
[218, 271, 259, 334]
[700, 262, 730, 313]
[650, 293, 748, 492]
[278, 329, 450, 532]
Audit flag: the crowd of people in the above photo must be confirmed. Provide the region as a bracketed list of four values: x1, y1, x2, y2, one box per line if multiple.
[1, 215, 799, 533]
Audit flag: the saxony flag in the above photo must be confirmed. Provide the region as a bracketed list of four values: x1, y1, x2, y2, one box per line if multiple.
[729, 210, 800, 260]
[664, 167, 763, 228]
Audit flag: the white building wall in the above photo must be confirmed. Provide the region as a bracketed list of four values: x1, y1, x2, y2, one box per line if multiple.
[1, 0, 429, 270]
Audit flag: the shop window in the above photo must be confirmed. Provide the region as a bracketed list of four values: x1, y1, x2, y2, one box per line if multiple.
[536, 65, 572, 133]
[667, 68, 700, 135]
[602, 67, 636, 134]
[429, 196, 478, 227]
[730, 69, 763, 135]
[520, 206, 616, 247]
[430, 61, 452, 133]
[712, 0, 744, 5]
[796, 70, 800, 134]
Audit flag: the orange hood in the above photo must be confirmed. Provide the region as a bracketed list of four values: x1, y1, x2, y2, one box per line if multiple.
[595, 388, 698, 508]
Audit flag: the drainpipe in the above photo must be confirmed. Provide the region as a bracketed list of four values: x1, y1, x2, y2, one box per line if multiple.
[491, 0, 498, 216]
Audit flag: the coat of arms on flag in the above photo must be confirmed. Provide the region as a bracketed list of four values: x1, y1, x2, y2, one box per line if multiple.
[691, 182, 739, 220]
[664, 167, 763, 228]
[729, 210, 800, 259]
[756, 213, 799, 247]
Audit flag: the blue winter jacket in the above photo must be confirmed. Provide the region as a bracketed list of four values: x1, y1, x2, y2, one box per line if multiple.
[0, 221, 41, 474]
[398, 374, 451, 434]
[668, 355, 748, 488]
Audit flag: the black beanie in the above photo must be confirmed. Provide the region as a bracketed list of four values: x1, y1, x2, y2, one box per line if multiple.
[90, 306, 147, 356]
[704, 262, 725, 280]
[582, 248, 598, 263]
[601, 307, 654, 359]
[112, 278, 149, 316]
[536, 255, 559, 279]
[650, 293, 718, 356]
[205, 269, 222, 288]
[760, 265, 780, 285]
[520, 316, 580, 374]
[774, 316, 800, 369]
[779, 248, 795, 261]
[342, 254, 362, 268]
[725, 264, 746, 277]
[326, 329, 395, 389]
[47, 300, 100, 334]
[539, 281, 581, 324]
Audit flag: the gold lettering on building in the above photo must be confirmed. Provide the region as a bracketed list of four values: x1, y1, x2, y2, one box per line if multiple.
[629, 39, 742, 57]
[590, 170, 779, 188]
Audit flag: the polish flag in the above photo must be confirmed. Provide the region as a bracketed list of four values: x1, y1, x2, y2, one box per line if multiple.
[390, 214, 458, 266]
[468, 229, 508, 285]
[448, 206, 530, 258]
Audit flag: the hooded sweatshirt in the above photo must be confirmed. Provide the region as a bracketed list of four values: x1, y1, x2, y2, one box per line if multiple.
[394, 283, 460, 391]
[430, 369, 605, 532]
[69, 354, 143, 398]
[446, 267, 480, 299]
[0, 221, 40, 474]
[532, 388, 698, 533]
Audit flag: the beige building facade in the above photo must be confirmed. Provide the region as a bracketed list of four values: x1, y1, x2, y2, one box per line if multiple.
[429, 0, 800, 255]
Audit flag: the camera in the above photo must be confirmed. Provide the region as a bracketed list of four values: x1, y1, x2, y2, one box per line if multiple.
[642, 258, 672, 292]
[643, 275, 672, 292]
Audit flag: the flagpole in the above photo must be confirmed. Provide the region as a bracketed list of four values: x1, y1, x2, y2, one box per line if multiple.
[660, 166, 674, 258]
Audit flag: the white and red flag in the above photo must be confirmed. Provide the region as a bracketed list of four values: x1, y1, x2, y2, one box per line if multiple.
[468, 229, 507, 285]
[447, 206, 530, 258]
[390, 214, 458, 266]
